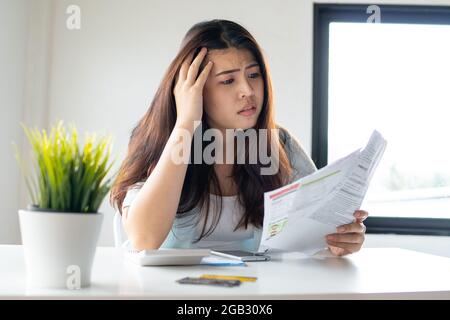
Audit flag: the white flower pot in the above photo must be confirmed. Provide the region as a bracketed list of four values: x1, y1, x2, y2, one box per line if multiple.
[18, 209, 103, 289]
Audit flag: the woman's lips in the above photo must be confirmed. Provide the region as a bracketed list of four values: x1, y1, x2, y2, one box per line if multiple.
[238, 106, 257, 116]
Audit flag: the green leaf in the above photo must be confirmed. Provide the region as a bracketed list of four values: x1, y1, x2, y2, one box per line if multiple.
[14, 121, 115, 213]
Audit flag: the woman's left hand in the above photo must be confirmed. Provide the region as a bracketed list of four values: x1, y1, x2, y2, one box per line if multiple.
[326, 210, 368, 256]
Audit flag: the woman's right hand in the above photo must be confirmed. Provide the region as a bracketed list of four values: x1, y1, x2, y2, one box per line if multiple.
[173, 47, 213, 128]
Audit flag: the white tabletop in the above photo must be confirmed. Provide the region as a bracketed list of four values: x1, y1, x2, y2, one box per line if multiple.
[1, 245, 450, 299]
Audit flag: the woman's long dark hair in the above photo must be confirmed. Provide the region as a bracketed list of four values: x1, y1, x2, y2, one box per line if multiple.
[110, 19, 293, 241]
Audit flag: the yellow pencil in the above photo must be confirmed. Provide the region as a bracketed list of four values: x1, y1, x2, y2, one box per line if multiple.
[200, 274, 257, 282]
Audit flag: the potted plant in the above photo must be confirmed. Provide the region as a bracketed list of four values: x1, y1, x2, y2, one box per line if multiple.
[14, 121, 114, 289]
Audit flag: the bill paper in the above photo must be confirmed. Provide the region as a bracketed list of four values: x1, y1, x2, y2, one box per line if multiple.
[259, 130, 387, 255]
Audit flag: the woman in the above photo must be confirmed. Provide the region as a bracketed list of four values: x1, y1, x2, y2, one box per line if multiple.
[110, 19, 367, 256]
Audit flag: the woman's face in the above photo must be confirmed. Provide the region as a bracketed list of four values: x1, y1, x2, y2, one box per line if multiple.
[202, 48, 264, 131]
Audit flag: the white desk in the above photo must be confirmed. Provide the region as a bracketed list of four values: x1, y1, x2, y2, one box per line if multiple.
[1, 245, 450, 299]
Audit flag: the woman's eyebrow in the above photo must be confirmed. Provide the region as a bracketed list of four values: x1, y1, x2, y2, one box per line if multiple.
[215, 63, 259, 77]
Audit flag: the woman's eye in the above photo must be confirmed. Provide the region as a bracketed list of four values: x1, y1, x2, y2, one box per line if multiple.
[221, 73, 261, 85]
[222, 79, 234, 85]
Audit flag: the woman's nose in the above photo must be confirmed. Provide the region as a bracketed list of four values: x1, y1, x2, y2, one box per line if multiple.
[239, 78, 255, 98]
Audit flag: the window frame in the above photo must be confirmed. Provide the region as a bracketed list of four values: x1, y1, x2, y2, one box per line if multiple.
[312, 3, 450, 236]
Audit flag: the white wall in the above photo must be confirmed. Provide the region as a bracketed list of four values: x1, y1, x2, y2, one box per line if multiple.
[2, 0, 450, 257]
[0, 0, 30, 244]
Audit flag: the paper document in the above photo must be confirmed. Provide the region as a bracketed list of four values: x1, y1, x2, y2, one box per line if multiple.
[258, 130, 387, 255]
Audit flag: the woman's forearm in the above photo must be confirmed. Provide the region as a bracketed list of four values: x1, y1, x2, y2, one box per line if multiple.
[124, 121, 196, 250]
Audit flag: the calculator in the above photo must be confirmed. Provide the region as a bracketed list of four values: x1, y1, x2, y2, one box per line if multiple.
[125, 248, 211, 266]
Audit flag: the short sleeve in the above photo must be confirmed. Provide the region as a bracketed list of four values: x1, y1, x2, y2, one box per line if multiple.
[122, 182, 145, 210]
[280, 127, 317, 182]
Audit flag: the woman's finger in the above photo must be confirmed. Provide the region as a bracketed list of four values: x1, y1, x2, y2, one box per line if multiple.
[326, 232, 365, 244]
[328, 245, 350, 256]
[354, 210, 368, 222]
[186, 47, 208, 85]
[336, 222, 366, 234]
[194, 61, 214, 89]
[327, 240, 362, 253]
[177, 51, 195, 84]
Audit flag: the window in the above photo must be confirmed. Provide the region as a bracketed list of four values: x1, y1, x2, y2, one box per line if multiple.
[313, 4, 450, 235]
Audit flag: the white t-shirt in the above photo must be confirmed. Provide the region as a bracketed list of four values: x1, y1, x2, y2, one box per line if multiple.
[118, 186, 260, 251]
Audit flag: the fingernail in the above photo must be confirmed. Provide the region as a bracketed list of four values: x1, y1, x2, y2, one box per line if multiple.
[326, 235, 334, 240]
[337, 227, 345, 233]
